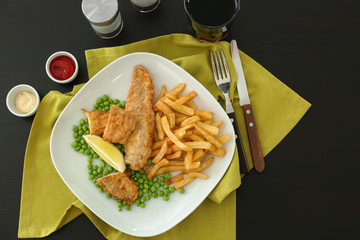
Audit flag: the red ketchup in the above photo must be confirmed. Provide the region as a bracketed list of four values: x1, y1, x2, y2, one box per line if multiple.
[49, 55, 76, 80]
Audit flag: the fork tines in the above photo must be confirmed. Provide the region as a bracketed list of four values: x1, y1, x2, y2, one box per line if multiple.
[210, 50, 230, 83]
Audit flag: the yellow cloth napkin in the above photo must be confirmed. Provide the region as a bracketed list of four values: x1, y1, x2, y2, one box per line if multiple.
[18, 34, 310, 239]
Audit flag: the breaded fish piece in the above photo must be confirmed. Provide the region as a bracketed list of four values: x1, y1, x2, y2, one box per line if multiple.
[96, 171, 138, 204]
[81, 109, 109, 136]
[124, 65, 155, 170]
[102, 105, 137, 144]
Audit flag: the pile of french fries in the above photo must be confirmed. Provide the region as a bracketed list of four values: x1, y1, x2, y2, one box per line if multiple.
[146, 83, 230, 190]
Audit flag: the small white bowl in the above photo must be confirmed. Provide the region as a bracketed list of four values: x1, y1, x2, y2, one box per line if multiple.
[45, 51, 79, 84]
[6, 84, 40, 117]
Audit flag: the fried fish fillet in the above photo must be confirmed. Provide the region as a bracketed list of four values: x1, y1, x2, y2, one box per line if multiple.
[124, 65, 155, 170]
[81, 109, 109, 136]
[102, 105, 137, 144]
[96, 171, 138, 204]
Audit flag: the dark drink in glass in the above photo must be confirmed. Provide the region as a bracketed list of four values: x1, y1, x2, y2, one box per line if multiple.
[131, 0, 161, 13]
[184, 0, 240, 42]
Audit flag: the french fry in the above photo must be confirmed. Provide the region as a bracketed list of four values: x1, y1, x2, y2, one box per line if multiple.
[194, 123, 222, 148]
[188, 133, 205, 142]
[163, 97, 194, 116]
[208, 148, 226, 157]
[155, 112, 165, 140]
[196, 121, 219, 135]
[152, 141, 168, 163]
[216, 135, 230, 143]
[183, 141, 214, 151]
[180, 115, 200, 128]
[189, 161, 201, 169]
[150, 148, 172, 157]
[164, 150, 182, 159]
[165, 172, 185, 185]
[147, 158, 169, 179]
[165, 92, 178, 101]
[211, 120, 224, 128]
[169, 83, 186, 95]
[184, 100, 198, 110]
[184, 150, 193, 170]
[193, 149, 206, 162]
[175, 91, 197, 105]
[194, 110, 212, 120]
[174, 176, 196, 190]
[175, 116, 188, 126]
[164, 160, 185, 166]
[161, 116, 192, 151]
[187, 172, 209, 179]
[167, 112, 176, 129]
[188, 157, 214, 172]
[155, 100, 173, 115]
[156, 85, 167, 102]
[155, 165, 186, 176]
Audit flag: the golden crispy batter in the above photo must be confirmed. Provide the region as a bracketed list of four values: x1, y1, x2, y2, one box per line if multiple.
[81, 109, 109, 136]
[96, 171, 138, 204]
[124, 65, 155, 170]
[102, 105, 137, 144]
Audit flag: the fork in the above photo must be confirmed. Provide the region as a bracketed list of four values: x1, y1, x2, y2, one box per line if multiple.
[210, 50, 249, 174]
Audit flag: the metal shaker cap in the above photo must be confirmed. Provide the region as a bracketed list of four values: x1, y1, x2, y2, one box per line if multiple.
[82, 0, 119, 25]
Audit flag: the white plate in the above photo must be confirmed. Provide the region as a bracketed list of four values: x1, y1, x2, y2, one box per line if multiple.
[50, 52, 235, 237]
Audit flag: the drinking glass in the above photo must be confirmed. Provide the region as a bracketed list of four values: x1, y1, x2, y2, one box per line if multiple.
[184, 0, 240, 42]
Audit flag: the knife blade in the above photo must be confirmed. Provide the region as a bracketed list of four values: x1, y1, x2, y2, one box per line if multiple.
[230, 39, 265, 173]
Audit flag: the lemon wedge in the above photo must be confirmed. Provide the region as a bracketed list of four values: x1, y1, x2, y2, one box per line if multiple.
[83, 135, 126, 173]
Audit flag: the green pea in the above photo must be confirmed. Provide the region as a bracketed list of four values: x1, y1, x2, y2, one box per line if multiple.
[158, 190, 164, 196]
[84, 149, 90, 155]
[163, 196, 169, 201]
[71, 142, 78, 148]
[97, 174, 102, 178]
[138, 190, 144, 197]
[93, 165, 98, 170]
[96, 97, 102, 104]
[100, 161, 106, 168]
[152, 192, 158, 198]
[103, 169, 109, 175]
[72, 126, 79, 132]
[80, 119, 85, 125]
[97, 167, 103, 173]
[125, 205, 131, 211]
[73, 132, 79, 138]
[164, 172, 171, 179]
[75, 137, 81, 143]
[169, 186, 175, 192]
[153, 177, 158, 182]
[106, 193, 111, 198]
[164, 190, 170, 196]
[146, 195, 151, 200]
[120, 101, 126, 108]
[140, 203, 145, 208]
[87, 163, 93, 169]
[103, 95, 109, 101]
[99, 187, 104, 192]
[159, 176, 165, 182]
[117, 202, 123, 208]
[79, 149, 85, 153]
[155, 182, 160, 188]
[75, 147, 80, 151]
[178, 188, 185, 193]
[78, 130, 84, 135]
[104, 101, 110, 106]
[147, 159, 152, 165]
[140, 196, 146, 203]
[82, 125, 88, 131]
[113, 99, 119, 104]
[150, 186, 157, 192]
[93, 171, 98, 175]
[135, 199, 141, 206]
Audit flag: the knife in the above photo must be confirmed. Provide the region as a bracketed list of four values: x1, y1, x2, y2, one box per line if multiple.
[230, 39, 265, 173]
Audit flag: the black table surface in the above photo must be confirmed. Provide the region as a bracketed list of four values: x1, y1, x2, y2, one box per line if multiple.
[1, 0, 359, 239]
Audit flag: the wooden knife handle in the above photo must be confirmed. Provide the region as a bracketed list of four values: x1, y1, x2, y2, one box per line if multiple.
[242, 104, 265, 173]
[227, 112, 249, 174]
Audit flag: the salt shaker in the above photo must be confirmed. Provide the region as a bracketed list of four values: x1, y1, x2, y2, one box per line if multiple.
[130, 0, 161, 13]
[82, 0, 123, 39]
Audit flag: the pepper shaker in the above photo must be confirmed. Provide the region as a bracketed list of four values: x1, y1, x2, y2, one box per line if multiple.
[82, 0, 123, 39]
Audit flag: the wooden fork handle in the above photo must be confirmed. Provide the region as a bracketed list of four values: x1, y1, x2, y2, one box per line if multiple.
[242, 104, 265, 173]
